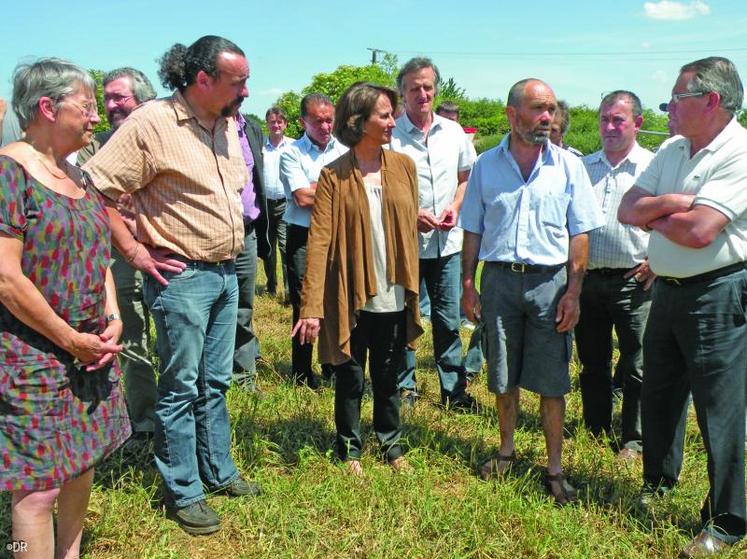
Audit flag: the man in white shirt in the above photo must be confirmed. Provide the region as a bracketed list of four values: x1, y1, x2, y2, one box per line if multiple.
[577, 90, 655, 461]
[281, 93, 348, 388]
[389, 57, 476, 410]
[262, 106, 293, 299]
[619, 56, 747, 557]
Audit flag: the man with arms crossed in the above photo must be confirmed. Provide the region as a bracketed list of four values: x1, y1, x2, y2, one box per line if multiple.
[619, 56, 747, 557]
[461, 78, 602, 504]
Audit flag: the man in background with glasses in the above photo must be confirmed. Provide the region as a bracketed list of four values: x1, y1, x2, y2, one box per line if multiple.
[619, 56, 747, 558]
[78, 67, 158, 455]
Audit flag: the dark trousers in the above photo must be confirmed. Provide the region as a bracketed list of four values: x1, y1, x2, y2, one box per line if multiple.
[233, 219, 258, 381]
[575, 270, 650, 451]
[287, 224, 313, 378]
[335, 310, 406, 461]
[263, 198, 287, 295]
[643, 270, 747, 539]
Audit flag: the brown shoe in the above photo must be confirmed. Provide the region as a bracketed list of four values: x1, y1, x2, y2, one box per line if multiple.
[617, 448, 642, 461]
[680, 530, 731, 558]
[389, 456, 413, 473]
[545, 472, 577, 506]
[479, 451, 516, 481]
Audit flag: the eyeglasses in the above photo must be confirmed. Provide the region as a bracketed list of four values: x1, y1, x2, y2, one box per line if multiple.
[104, 93, 134, 105]
[658, 91, 708, 112]
[60, 98, 99, 118]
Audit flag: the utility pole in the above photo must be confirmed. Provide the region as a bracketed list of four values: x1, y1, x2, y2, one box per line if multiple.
[367, 48, 386, 65]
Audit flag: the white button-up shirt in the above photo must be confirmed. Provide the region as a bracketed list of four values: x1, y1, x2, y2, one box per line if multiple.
[280, 134, 348, 228]
[262, 135, 294, 201]
[582, 142, 654, 269]
[389, 112, 476, 259]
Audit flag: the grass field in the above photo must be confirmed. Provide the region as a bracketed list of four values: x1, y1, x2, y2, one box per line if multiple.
[1, 270, 745, 559]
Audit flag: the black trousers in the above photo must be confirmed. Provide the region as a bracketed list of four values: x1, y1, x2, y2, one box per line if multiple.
[263, 198, 287, 295]
[643, 270, 747, 539]
[287, 224, 313, 378]
[334, 310, 406, 461]
[575, 270, 650, 451]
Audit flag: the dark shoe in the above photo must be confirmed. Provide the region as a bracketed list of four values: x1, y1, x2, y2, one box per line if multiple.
[545, 472, 577, 506]
[216, 477, 261, 497]
[479, 451, 516, 481]
[445, 393, 478, 413]
[637, 483, 673, 511]
[166, 500, 220, 535]
[680, 530, 731, 558]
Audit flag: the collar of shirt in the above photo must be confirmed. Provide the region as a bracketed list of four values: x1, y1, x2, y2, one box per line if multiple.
[678, 116, 741, 157]
[264, 135, 292, 151]
[398, 111, 446, 138]
[298, 132, 340, 155]
[496, 132, 557, 172]
[585, 141, 649, 170]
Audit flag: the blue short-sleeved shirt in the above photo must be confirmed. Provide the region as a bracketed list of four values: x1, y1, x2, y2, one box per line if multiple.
[460, 133, 604, 265]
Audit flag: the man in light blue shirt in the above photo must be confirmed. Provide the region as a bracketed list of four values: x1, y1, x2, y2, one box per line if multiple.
[280, 93, 348, 387]
[389, 57, 477, 410]
[461, 78, 603, 505]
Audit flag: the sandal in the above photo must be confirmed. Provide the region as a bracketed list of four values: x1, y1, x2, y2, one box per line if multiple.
[544, 472, 577, 506]
[479, 451, 516, 481]
[346, 460, 363, 476]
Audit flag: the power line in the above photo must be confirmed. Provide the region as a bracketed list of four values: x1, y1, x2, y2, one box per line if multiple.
[391, 47, 747, 58]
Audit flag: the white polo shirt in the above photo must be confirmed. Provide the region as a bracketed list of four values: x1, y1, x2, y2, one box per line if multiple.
[636, 118, 747, 278]
[389, 112, 476, 259]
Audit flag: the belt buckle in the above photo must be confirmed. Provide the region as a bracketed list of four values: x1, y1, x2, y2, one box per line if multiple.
[510, 262, 526, 273]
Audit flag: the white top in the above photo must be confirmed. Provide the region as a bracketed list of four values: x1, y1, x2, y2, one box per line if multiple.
[636, 118, 747, 278]
[262, 135, 294, 200]
[362, 180, 405, 313]
[280, 134, 349, 227]
[582, 142, 655, 269]
[389, 112, 476, 259]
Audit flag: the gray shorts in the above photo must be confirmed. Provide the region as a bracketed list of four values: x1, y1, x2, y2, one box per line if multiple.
[480, 264, 572, 397]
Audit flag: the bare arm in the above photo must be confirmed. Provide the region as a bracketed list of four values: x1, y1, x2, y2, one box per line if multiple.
[105, 202, 185, 286]
[461, 230, 482, 323]
[555, 233, 588, 333]
[0, 233, 122, 365]
[618, 186, 695, 227]
[292, 182, 317, 208]
[648, 204, 730, 248]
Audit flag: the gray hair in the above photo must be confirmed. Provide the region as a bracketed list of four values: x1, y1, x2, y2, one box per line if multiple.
[600, 90, 643, 118]
[396, 57, 440, 96]
[12, 58, 95, 130]
[555, 99, 570, 135]
[103, 67, 156, 104]
[680, 56, 744, 115]
[507, 78, 546, 108]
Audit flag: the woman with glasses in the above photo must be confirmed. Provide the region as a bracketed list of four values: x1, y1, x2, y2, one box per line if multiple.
[293, 82, 422, 474]
[0, 58, 130, 558]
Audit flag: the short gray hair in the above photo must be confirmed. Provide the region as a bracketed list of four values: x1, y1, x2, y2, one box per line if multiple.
[396, 57, 440, 96]
[600, 90, 643, 118]
[680, 56, 744, 115]
[103, 67, 156, 104]
[12, 57, 95, 130]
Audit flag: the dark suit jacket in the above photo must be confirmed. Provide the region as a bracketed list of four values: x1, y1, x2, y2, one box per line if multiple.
[242, 116, 271, 258]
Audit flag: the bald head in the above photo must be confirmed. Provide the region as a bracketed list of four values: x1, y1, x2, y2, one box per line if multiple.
[507, 78, 553, 108]
[506, 79, 557, 146]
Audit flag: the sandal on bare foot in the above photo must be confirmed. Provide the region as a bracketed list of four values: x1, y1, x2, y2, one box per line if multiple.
[347, 460, 363, 476]
[545, 472, 577, 506]
[389, 456, 413, 473]
[479, 451, 516, 481]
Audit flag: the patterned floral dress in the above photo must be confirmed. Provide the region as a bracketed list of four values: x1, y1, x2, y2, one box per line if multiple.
[0, 155, 131, 491]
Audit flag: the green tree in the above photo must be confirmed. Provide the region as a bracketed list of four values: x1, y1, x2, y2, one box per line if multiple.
[88, 69, 110, 134]
[437, 77, 466, 101]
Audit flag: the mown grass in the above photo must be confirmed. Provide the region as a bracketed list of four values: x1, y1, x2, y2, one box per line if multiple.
[1, 267, 745, 558]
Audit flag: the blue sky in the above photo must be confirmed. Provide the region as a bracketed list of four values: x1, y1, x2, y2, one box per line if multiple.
[1, 0, 746, 121]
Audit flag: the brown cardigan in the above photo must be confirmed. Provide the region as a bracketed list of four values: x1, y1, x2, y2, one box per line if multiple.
[299, 149, 423, 365]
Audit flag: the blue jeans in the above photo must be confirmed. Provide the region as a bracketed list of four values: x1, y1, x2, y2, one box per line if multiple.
[234, 221, 259, 380]
[398, 253, 466, 402]
[143, 261, 240, 507]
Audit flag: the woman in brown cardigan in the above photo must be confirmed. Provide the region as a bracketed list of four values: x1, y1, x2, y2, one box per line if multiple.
[292, 82, 423, 474]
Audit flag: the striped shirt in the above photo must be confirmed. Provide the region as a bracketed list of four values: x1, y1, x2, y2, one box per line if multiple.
[84, 91, 248, 262]
[582, 143, 654, 269]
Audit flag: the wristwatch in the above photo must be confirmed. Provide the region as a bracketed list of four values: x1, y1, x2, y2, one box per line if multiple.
[105, 313, 122, 323]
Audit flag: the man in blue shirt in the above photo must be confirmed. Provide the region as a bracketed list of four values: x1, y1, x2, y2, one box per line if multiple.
[461, 78, 603, 505]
